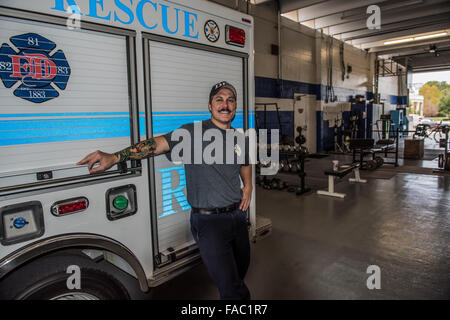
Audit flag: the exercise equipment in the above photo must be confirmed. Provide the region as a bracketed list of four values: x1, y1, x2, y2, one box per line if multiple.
[350, 126, 400, 169]
[374, 156, 384, 167]
[273, 126, 311, 195]
[434, 126, 450, 173]
[413, 124, 429, 139]
[294, 127, 311, 195]
[316, 163, 367, 198]
[389, 109, 408, 138]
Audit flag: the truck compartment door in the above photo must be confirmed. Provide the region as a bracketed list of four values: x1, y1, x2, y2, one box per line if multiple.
[144, 36, 248, 266]
[0, 15, 139, 191]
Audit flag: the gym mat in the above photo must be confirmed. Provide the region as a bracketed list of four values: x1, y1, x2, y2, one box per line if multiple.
[394, 166, 450, 176]
[307, 153, 330, 159]
[359, 169, 397, 180]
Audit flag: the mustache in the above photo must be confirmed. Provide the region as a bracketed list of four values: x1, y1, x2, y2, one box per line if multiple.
[217, 108, 233, 112]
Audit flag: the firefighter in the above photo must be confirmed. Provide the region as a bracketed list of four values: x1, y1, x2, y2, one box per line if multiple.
[77, 81, 252, 300]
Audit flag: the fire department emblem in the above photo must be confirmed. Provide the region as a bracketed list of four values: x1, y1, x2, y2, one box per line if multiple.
[0, 33, 71, 103]
[204, 20, 220, 43]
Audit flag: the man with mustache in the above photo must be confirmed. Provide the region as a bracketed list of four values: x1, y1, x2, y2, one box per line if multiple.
[77, 81, 252, 300]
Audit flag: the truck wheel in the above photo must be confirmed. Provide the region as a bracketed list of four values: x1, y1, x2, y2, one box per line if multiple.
[0, 251, 130, 300]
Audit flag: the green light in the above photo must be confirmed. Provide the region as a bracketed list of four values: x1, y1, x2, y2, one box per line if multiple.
[113, 195, 128, 211]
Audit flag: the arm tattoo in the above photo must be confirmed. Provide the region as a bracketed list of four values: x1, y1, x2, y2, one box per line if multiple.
[114, 138, 157, 162]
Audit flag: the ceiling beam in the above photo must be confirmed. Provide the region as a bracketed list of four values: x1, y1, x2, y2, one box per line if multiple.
[408, 60, 450, 69]
[279, 0, 329, 13]
[410, 65, 450, 72]
[313, 0, 424, 29]
[351, 22, 450, 46]
[393, 48, 450, 60]
[369, 36, 450, 53]
[364, 36, 450, 51]
[251, 0, 274, 4]
[294, 0, 388, 22]
[329, 2, 450, 35]
[379, 44, 450, 59]
[340, 12, 450, 41]
[412, 64, 450, 72]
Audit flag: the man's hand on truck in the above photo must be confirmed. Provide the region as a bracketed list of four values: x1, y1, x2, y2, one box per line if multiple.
[76, 150, 120, 174]
[77, 137, 170, 174]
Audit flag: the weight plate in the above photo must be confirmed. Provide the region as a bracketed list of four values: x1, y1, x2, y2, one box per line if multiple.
[375, 156, 384, 167]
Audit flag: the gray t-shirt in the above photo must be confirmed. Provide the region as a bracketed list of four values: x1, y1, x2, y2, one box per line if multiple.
[162, 119, 248, 209]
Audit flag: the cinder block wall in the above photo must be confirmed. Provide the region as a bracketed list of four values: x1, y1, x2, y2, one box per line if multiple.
[208, 0, 406, 153]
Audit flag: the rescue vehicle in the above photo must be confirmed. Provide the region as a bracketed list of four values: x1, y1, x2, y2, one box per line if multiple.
[0, 0, 270, 299]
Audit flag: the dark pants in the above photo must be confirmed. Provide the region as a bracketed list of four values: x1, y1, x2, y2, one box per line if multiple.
[190, 209, 251, 300]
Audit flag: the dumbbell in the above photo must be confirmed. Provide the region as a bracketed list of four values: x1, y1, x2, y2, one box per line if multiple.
[374, 156, 384, 167]
[295, 136, 306, 145]
[283, 161, 290, 172]
[287, 186, 296, 192]
[270, 178, 281, 189]
[364, 160, 377, 171]
[278, 181, 289, 190]
[287, 162, 294, 172]
[280, 160, 289, 172]
[262, 180, 272, 189]
[290, 161, 298, 173]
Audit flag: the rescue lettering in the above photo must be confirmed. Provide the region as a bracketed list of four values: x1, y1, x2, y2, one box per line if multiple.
[157, 166, 191, 218]
[51, 0, 199, 39]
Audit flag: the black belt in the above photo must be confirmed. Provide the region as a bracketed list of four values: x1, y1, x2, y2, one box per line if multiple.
[192, 202, 241, 215]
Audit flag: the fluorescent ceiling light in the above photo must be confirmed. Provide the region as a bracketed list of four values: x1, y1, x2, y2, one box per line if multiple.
[384, 32, 448, 45]
[384, 38, 414, 45]
[414, 32, 447, 40]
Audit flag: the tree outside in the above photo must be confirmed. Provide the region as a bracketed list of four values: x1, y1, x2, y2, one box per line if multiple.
[419, 83, 441, 117]
[425, 81, 450, 92]
[438, 89, 450, 118]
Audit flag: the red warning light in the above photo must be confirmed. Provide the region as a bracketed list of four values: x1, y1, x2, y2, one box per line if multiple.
[226, 25, 245, 47]
[51, 198, 88, 216]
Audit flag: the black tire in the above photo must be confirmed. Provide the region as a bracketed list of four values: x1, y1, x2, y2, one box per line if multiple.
[0, 251, 130, 300]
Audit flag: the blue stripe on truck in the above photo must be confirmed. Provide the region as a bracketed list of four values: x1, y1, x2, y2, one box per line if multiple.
[0, 111, 255, 146]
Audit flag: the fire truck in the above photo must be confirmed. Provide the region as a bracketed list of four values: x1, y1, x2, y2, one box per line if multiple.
[0, 0, 268, 299]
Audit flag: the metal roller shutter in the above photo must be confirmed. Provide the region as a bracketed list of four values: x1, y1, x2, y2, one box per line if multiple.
[0, 17, 134, 178]
[149, 40, 244, 253]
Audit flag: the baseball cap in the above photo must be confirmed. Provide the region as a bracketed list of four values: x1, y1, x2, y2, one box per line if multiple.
[209, 81, 237, 103]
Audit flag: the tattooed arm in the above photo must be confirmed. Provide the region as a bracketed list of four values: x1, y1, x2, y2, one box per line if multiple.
[77, 136, 170, 174]
[114, 136, 170, 161]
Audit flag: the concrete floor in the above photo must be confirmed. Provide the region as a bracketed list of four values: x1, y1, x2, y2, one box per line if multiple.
[129, 138, 450, 300]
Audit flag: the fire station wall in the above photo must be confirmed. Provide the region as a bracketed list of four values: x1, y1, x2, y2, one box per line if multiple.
[319, 36, 374, 100]
[208, 0, 406, 153]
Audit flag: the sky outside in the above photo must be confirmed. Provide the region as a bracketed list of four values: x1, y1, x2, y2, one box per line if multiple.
[412, 70, 450, 86]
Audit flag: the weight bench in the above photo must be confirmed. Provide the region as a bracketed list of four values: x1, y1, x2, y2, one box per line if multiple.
[316, 163, 367, 198]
